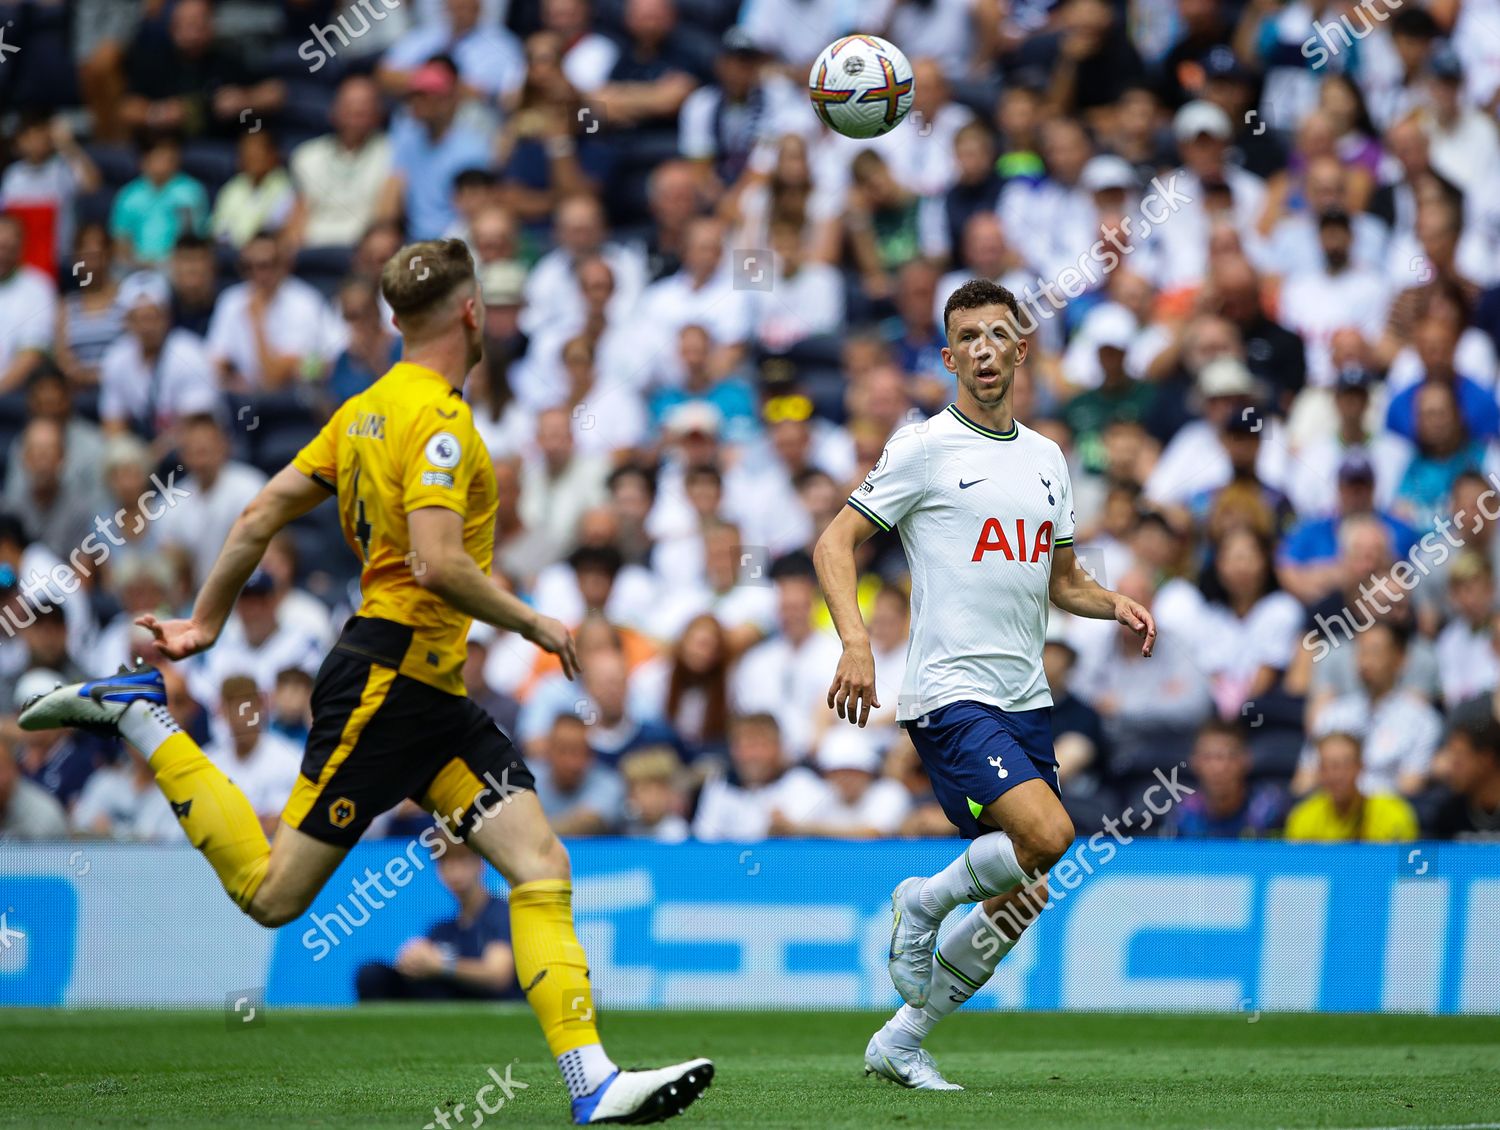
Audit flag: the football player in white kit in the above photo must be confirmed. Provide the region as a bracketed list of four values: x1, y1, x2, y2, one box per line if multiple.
[813, 279, 1156, 1089]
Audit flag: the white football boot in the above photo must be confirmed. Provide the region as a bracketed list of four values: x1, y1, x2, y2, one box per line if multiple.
[863, 1028, 963, 1091]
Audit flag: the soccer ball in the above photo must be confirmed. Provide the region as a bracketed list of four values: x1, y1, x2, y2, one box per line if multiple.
[807, 35, 916, 140]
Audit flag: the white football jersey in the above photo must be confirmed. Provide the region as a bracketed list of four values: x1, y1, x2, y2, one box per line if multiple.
[848, 405, 1075, 720]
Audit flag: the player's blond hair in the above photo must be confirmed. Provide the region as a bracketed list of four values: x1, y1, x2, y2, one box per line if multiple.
[380, 238, 477, 335]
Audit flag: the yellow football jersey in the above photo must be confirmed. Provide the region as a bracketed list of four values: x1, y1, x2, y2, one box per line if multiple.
[293, 362, 496, 696]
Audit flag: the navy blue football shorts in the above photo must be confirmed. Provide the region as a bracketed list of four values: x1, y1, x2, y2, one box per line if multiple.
[902, 700, 1059, 838]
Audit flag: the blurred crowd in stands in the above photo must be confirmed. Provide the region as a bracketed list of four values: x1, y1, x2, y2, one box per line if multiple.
[0, 0, 1499, 849]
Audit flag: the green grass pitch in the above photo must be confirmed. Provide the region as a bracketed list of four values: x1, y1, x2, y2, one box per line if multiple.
[2, 1008, 1497, 1128]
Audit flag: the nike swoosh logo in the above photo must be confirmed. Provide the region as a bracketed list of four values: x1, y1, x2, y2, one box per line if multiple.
[958, 479, 986, 489]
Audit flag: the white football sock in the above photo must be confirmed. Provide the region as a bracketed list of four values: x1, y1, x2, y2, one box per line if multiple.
[118, 700, 184, 762]
[889, 905, 1018, 1049]
[559, 1043, 618, 1100]
[915, 832, 1029, 921]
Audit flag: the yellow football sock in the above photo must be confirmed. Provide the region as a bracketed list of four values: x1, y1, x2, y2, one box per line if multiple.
[510, 879, 602, 1056]
[148, 732, 270, 911]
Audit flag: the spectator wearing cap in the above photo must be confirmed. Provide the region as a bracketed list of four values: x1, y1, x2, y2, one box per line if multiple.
[1277, 450, 1418, 605]
[619, 746, 691, 842]
[691, 712, 834, 841]
[1162, 719, 1284, 839]
[0, 215, 58, 393]
[327, 278, 401, 406]
[107, 134, 210, 269]
[286, 76, 394, 251]
[730, 556, 842, 762]
[1277, 209, 1392, 387]
[0, 721, 68, 840]
[1385, 309, 1500, 444]
[1427, 695, 1500, 840]
[207, 232, 345, 390]
[520, 193, 647, 340]
[115, 0, 285, 142]
[205, 674, 302, 834]
[377, 57, 496, 240]
[531, 713, 625, 835]
[98, 272, 220, 441]
[1145, 355, 1288, 509]
[184, 566, 328, 710]
[1200, 48, 1286, 180]
[1285, 731, 1418, 843]
[1304, 620, 1441, 799]
[768, 726, 910, 838]
[1433, 555, 1500, 709]
[678, 28, 806, 190]
[1412, 44, 1500, 202]
[157, 414, 268, 589]
[1062, 305, 1157, 474]
[378, 0, 525, 102]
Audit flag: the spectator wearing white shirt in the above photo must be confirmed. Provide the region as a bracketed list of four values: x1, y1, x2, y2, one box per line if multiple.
[287, 76, 394, 250]
[770, 726, 910, 838]
[1413, 46, 1500, 203]
[99, 272, 221, 439]
[206, 233, 346, 391]
[1255, 154, 1388, 279]
[1434, 553, 1500, 710]
[691, 712, 835, 841]
[185, 569, 329, 710]
[157, 415, 269, 588]
[514, 257, 644, 410]
[0, 215, 57, 393]
[752, 217, 845, 352]
[205, 674, 303, 834]
[520, 193, 647, 337]
[519, 407, 612, 561]
[999, 116, 1097, 284]
[1302, 620, 1442, 798]
[1278, 210, 1392, 387]
[730, 559, 842, 762]
[378, 0, 526, 100]
[636, 216, 753, 383]
[1154, 100, 1266, 292]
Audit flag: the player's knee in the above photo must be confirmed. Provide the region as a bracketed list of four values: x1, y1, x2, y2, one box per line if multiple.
[245, 884, 315, 929]
[1021, 815, 1075, 873]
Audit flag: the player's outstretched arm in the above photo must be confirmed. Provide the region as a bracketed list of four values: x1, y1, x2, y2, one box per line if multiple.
[1048, 543, 1156, 657]
[407, 506, 580, 679]
[814, 505, 883, 726]
[137, 466, 331, 660]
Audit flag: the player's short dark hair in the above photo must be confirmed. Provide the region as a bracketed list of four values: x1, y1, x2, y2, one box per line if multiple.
[1447, 696, 1500, 760]
[380, 238, 476, 330]
[942, 278, 1022, 336]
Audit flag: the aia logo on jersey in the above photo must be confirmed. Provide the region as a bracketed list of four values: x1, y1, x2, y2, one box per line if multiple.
[972, 518, 1053, 562]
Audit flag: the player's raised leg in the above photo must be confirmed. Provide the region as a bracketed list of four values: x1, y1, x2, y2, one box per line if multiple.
[20, 665, 348, 923]
[459, 779, 713, 1125]
[867, 878, 1049, 1089]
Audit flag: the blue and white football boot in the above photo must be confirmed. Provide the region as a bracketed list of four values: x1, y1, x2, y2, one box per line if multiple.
[570, 1059, 714, 1124]
[18, 662, 166, 734]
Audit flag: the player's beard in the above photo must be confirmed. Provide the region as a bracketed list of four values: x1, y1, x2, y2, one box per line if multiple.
[960, 365, 1013, 409]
